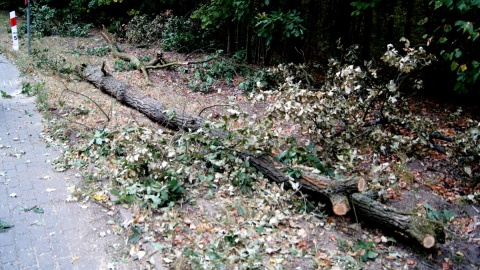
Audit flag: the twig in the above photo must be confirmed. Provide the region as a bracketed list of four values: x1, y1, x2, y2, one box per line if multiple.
[362, 116, 388, 127]
[198, 104, 239, 117]
[50, 110, 96, 130]
[428, 132, 453, 154]
[145, 57, 217, 70]
[60, 81, 111, 123]
[350, 196, 361, 231]
[429, 132, 453, 142]
[361, 89, 384, 122]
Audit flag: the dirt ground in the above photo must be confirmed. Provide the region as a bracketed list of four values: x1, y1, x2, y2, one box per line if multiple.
[1, 25, 479, 269]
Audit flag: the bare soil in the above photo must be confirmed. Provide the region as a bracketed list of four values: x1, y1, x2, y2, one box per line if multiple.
[1, 26, 479, 269]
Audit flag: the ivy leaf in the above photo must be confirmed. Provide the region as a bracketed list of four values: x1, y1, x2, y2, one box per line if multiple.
[367, 250, 379, 259]
[128, 226, 142, 244]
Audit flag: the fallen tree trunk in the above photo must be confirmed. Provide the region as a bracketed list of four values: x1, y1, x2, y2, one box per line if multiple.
[298, 168, 365, 216]
[77, 63, 444, 247]
[350, 193, 445, 248]
[238, 153, 365, 215]
[77, 63, 204, 132]
[78, 63, 364, 215]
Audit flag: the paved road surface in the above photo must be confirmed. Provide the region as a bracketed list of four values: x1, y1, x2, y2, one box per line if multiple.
[0, 54, 130, 269]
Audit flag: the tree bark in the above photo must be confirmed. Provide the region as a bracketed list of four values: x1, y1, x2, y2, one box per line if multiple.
[77, 64, 445, 248]
[350, 193, 445, 249]
[76, 63, 204, 132]
[77, 64, 364, 213]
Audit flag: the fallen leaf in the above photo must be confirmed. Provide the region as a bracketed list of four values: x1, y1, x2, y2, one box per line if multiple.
[33, 207, 44, 214]
[297, 228, 307, 238]
[296, 239, 309, 250]
[31, 220, 43, 226]
[442, 261, 452, 270]
[93, 192, 108, 201]
[137, 250, 146, 260]
[316, 252, 328, 259]
[265, 247, 280, 254]
[0, 220, 14, 232]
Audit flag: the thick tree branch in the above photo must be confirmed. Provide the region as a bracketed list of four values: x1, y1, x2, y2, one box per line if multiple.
[77, 63, 445, 248]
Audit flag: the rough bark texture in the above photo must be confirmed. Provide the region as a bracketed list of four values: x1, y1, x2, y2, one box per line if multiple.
[238, 154, 365, 215]
[237, 153, 291, 184]
[78, 64, 446, 248]
[298, 169, 365, 195]
[350, 193, 445, 248]
[77, 64, 204, 132]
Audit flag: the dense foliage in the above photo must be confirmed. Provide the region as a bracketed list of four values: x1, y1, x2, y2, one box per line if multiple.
[15, 0, 479, 94]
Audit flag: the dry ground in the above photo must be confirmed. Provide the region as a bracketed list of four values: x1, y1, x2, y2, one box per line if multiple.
[1, 19, 479, 270]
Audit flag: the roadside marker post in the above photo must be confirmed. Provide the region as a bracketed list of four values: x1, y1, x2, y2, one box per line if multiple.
[26, 0, 31, 55]
[9, 11, 19, 51]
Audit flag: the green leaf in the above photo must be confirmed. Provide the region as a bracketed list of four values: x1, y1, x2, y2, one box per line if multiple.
[237, 205, 246, 217]
[367, 250, 379, 259]
[0, 90, 12, 99]
[255, 226, 266, 233]
[206, 250, 221, 260]
[441, 210, 454, 223]
[454, 49, 462, 58]
[0, 220, 14, 232]
[33, 208, 44, 214]
[443, 0, 453, 8]
[277, 150, 288, 160]
[451, 61, 458, 71]
[110, 188, 120, 196]
[128, 226, 142, 244]
[151, 242, 166, 251]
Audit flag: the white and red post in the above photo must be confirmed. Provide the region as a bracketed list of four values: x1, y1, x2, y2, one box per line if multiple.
[10, 11, 19, 51]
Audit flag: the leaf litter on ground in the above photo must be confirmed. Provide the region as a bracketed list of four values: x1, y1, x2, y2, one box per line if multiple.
[0, 28, 478, 269]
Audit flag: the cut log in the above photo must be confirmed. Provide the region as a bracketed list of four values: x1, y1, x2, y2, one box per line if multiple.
[330, 194, 350, 216]
[350, 193, 445, 248]
[298, 168, 366, 195]
[77, 64, 361, 213]
[77, 64, 446, 248]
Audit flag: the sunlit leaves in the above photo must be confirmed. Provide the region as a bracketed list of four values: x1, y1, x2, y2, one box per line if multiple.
[259, 42, 448, 171]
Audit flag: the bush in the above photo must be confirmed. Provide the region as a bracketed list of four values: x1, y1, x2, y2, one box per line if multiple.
[423, 0, 480, 94]
[25, 1, 91, 37]
[258, 42, 443, 170]
[125, 14, 166, 46]
[162, 16, 214, 52]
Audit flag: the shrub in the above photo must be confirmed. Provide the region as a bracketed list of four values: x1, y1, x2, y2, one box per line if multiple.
[125, 14, 166, 46]
[256, 41, 449, 171]
[162, 16, 214, 52]
[25, 1, 91, 37]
